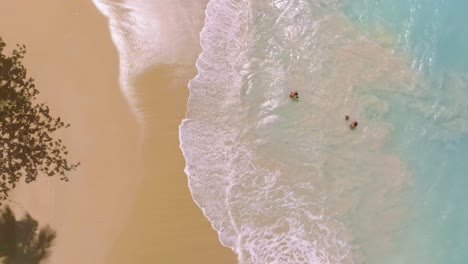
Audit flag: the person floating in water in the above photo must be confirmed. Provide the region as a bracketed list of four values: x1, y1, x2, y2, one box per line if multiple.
[290, 91, 299, 99]
[345, 114, 350, 121]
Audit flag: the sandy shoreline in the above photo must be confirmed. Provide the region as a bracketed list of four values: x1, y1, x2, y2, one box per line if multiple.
[1, 0, 236, 263]
[105, 0, 237, 262]
[108, 64, 236, 264]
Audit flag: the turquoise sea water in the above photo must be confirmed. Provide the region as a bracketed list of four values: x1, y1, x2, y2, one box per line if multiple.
[179, 0, 468, 263]
[343, 1, 468, 263]
[87, 0, 466, 263]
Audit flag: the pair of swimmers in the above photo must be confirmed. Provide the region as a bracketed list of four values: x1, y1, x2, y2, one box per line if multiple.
[345, 115, 358, 129]
[289, 91, 358, 129]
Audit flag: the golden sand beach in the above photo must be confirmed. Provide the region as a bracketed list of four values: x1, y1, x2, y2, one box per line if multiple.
[0, 0, 236, 263]
[0, 0, 143, 263]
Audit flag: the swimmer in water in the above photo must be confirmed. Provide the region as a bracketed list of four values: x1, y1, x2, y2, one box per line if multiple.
[290, 91, 299, 99]
[349, 121, 358, 129]
[345, 114, 350, 121]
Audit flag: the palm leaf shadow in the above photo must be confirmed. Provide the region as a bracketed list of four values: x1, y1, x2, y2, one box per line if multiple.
[0, 206, 56, 264]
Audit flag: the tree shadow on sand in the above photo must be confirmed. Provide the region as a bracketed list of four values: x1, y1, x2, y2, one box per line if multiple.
[0, 206, 56, 264]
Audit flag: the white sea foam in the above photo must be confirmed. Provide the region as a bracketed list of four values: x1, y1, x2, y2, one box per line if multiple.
[92, 0, 208, 125]
[180, 0, 252, 257]
[92, 0, 158, 122]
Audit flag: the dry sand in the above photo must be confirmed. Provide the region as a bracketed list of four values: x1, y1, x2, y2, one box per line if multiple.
[0, 1, 143, 263]
[0, 0, 235, 263]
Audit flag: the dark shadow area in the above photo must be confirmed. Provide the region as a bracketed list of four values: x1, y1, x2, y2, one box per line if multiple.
[0, 206, 56, 264]
[0, 37, 79, 202]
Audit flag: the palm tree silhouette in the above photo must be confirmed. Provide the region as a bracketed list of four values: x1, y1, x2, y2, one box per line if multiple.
[0, 206, 56, 264]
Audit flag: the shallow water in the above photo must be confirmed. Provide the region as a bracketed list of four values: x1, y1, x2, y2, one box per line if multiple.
[181, 0, 468, 263]
[342, 1, 468, 263]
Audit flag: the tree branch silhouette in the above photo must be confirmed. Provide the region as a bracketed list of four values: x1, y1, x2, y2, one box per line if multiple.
[0, 37, 79, 202]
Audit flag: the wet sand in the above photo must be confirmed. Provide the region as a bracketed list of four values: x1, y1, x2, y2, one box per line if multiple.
[1, 0, 236, 263]
[108, 65, 236, 264]
[106, 1, 237, 263]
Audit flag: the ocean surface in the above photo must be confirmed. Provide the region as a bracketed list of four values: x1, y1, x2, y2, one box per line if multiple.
[97, 0, 468, 263]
